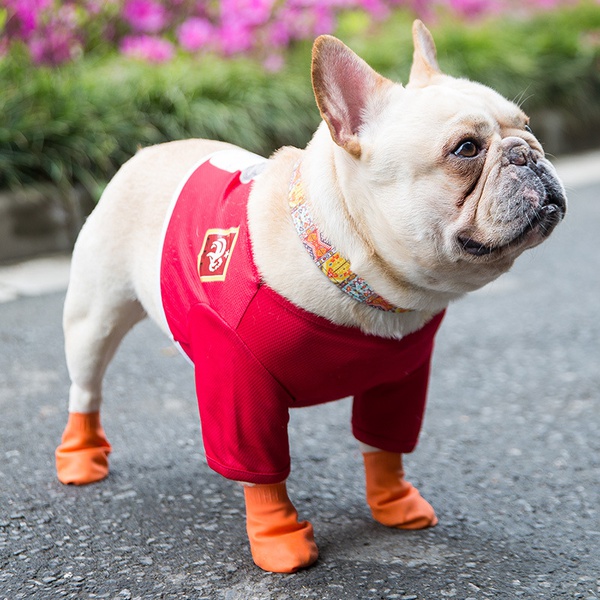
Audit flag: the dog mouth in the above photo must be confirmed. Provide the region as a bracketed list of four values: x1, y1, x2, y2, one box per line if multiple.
[458, 198, 565, 257]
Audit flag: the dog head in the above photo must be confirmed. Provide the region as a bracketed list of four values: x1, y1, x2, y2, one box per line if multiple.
[310, 21, 567, 297]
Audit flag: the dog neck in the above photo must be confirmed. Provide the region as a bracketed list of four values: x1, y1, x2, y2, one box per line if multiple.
[288, 161, 411, 314]
[247, 139, 449, 339]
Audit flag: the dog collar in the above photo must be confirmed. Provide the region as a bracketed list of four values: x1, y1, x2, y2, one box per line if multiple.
[288, 162, 410, 313]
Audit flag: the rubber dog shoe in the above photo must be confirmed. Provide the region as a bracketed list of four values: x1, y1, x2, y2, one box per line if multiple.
[55, 412, 112, 485]
[244, 482, 319, 573]
[363, 451, 438, 529]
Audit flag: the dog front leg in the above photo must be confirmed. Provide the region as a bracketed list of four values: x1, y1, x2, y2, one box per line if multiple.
[188, 304, 319, 572]
[353, 361, 438, 529]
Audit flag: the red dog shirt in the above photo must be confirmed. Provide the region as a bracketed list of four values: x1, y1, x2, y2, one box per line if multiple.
[160, 150, 444, 484]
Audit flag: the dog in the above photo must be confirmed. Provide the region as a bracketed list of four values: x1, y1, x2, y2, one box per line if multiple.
[55, 21, 566, 573]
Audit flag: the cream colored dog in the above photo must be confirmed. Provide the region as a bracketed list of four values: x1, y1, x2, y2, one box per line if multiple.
[56, 21, 566, 573]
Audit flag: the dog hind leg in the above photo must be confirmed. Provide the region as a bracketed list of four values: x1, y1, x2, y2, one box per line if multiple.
[56, 246, 146, 485]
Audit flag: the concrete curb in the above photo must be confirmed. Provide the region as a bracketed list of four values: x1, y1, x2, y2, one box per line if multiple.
[0, 184, 94, 264]
[0, 151, 598, 304]
[0, 255, 72, 303]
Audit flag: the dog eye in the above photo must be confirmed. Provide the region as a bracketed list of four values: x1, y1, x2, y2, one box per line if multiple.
[454, 140, 480, 158]
[525, 124, 533, 134]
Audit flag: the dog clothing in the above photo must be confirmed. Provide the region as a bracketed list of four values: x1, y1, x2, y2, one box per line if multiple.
[159, 150, 444, 484]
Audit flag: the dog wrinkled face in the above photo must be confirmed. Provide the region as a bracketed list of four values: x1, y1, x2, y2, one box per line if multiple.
[452, 131, 566, 260]
[428, 81, 566, 262]
[376, 79, 568, 287]
[311, 21, 567, 296]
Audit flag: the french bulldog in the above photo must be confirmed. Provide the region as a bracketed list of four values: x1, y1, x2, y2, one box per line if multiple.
[55, 20, 566, 573]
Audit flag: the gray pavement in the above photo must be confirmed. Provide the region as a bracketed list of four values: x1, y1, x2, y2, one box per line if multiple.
[1, 159, 599, 599]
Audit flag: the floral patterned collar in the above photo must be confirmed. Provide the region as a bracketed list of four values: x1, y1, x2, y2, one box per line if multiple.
[288, 162, 410, 313]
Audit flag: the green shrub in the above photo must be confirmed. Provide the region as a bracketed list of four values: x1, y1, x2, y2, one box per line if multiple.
[1, 3, 599, 199]
[0, 53, 318, 199]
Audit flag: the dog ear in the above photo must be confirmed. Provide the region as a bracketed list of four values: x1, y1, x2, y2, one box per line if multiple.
[311, 35, 389, 159]
[409, 20, 442, 88]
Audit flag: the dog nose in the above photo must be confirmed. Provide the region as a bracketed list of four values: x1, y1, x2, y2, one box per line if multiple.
[502, 136, 535, 166]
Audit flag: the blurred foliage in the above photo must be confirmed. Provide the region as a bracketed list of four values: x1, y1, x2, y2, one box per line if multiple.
[0, 51, 317, 197]
[1, 2, 599, 198]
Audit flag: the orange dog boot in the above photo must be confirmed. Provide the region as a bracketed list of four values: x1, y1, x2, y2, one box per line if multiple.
[363, 451, 437, 530]
[55, 412, 112, 485]
[244, 482, 319, 573]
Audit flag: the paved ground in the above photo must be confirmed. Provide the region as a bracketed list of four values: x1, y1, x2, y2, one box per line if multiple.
[0, 157, 599, 599]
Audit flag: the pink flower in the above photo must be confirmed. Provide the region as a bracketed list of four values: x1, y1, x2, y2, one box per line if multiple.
[529, 0, 564, 7]
[277, 7, 311, 40]
[276, 4, 337, 41]
[263, 53, 284, 71]
[4, 0, 53, 40]
[177, 17, 214, 52]
[267, 21, 291, 48]
[312, 6, 336, 35]
[120, 34, 175, 62]
[448, 0, 497, 18]
[122, 0, 168, 33]
[84, 0, 107, 15]
[29, 35, 77, 65]
[26, 4, 81, 66]
[360, 0, 390, 20]
[220, 0, 274, 27]
[217, 21, 254, 54]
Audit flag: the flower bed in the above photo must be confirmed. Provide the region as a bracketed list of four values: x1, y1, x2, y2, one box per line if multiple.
[2, 0, 592, 66]
[1, 1, 599, 200]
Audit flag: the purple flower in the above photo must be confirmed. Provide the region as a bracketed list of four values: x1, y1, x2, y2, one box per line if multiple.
[122, 0, 168, 33]
[177, 17, 214, 52]
[120, 34, 175, 62]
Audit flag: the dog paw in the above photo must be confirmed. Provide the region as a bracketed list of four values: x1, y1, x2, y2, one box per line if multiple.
[363, 450, 438, 530]
[244, 483, 319, 573]
[249, 520, 319, 573]
[369, 483, 438, 530]
[55, 412, 111, 485]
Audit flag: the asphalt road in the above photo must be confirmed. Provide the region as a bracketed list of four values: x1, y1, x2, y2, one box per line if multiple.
[1, 180, 599, 600]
